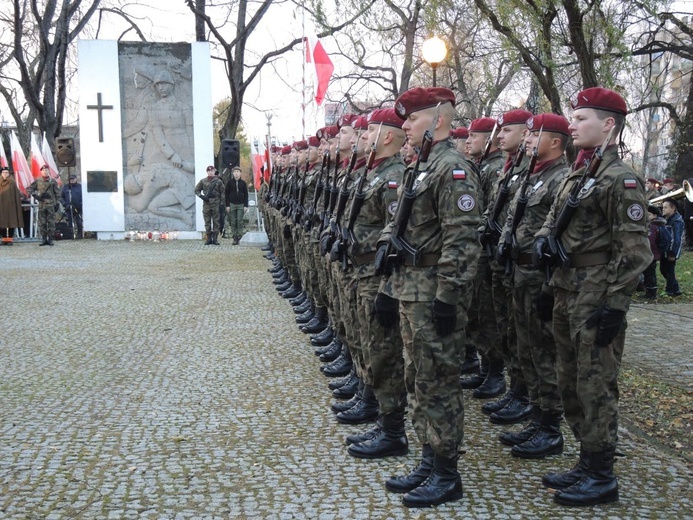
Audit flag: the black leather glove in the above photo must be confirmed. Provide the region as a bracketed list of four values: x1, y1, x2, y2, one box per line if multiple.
[319, 230, 333, 257]
[431, 299, 456, 337]
[532, 237, 549, 269]
[586, 305, 625, 347]
[41, 192, 52, 201]
[329, 238, 343, 262]
[373, 242, 391, 276]
[199, 194, 209, 202]
[283, 224, 292, 239]
[371, 292, 399, 328]
[533, 289, 554, 322]
[495, 240, 511, 265]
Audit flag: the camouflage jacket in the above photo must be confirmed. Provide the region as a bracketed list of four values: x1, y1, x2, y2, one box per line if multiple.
[27, 177, 60, 207]
[348, 154, 405, 280]
[380, 139, 481, 305]
[536, 147, 653, 311]
[481, 153, 529, 230]
[501, 156, 568, 287]
[194, 176, 224, 204]
[478, 149, 504, 213]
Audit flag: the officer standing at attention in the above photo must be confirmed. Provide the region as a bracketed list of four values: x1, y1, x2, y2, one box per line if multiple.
[195, 165, 225, 245]
[27, 165, 60, 246]
[373, 87, 481, 508]
[533, 88, 652, 506]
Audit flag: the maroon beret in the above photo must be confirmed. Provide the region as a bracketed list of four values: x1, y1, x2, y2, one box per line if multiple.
[526, 113, 570, 137]
[497, 109, 533, 127]
[663, 178, 675, 184]
[307, 136, 320, 147]
[325, 125, 339, 138]
[352, 116, 369, 131]
[646, 178, 659, 184]
[450, 127, 469, 139]
[394, 87, 455, 119]
[368, 108, 403, 129]
[337, 114, 359, 128]
[293, 140, 309, 151]
[280, 145, 292, 156]
[315, 127, 326, 140]
[270, 145, 279, 154]
[570, 87, 627, 115]
[468, 117, 496, 133]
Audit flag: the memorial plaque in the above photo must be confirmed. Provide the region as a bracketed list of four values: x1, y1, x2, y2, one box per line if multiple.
[87, 171, 118, 193]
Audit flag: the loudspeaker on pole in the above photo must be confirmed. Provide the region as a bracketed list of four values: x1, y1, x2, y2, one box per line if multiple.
[221, 139, 240, 168]
[56, 137, 76, 167]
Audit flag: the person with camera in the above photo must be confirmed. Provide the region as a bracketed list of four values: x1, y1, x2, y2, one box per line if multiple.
[27, 165, 60, 246]
[60, 174, 83, 238]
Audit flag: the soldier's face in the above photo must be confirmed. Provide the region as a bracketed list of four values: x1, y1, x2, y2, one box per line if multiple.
[339, 126, 355, 152]
[1, 170, 8, 178]
[498, 125, 527, 152]
[308, 147, 319, 163]
[466, 132, 487, 157]
[41, 168, 50, 178]
[569, 108, 612, 148]
[401, 109, 435, 148]
[329, 138, 338, 159]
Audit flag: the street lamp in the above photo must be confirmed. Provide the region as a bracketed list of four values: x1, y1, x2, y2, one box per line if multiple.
[422, 36, 447, 87]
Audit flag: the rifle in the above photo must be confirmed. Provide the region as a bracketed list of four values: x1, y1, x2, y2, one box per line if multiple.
[375, 103, 441, 275]
[323, 146, 358, 256]
[541, 127, 616, 277]
[497, 127, 543, 275]
[303, 151, 328, 231]
[319, 148, 340, 235]
[480, 122, 498, 163]
[481, 141, 526, 255]
[292, 156, 310, 224]
[341, 122, 384, 271]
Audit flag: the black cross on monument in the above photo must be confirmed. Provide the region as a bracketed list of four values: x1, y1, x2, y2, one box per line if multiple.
[87, 92, 113, 143]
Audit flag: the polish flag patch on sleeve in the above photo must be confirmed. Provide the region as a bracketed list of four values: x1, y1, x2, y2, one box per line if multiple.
[623, 178, 637, 189]
[452, 169, 467, 180]
[388, 180, 398, 189]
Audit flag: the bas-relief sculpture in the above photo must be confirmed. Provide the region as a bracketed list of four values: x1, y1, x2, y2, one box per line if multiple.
[119, 42, 196, 231]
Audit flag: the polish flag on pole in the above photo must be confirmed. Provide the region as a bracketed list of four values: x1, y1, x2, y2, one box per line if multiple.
[251, 139, 267, 191]
[264, 135, 272, 183]
[0, 136, 8, 168]
[30, 132, 47, 180]
[42, 132, 62, 185]
[305, 35, 334, 106]
[10, 131, 33, 196]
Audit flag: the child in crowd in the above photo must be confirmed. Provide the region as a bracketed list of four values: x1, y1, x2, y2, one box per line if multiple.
[660, 199, 685, 297]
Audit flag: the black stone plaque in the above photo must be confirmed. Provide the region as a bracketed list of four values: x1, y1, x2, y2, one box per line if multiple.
[87, 171, 118, 192]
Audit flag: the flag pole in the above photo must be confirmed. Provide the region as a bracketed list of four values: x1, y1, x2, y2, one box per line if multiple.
[301, 1, 306, 140]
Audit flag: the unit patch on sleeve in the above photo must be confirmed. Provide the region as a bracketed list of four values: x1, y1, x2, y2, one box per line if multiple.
[626, 203, 644, 221]
[387, 180, 398, 189]
[457, 194, 476, 212]
[388, 201, 398, 216]
[452, 169, 467, 180]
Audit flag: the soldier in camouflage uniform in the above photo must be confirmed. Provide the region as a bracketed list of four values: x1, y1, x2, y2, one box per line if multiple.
[27, 165, 60, 246]
[343, 109, 408, 459]
[496, 113, 570, 459]
[373, 87, 481, 508]
[459, 117, 503, 386]
[534, 88, 652, 506]
[194, 165, 225, 245]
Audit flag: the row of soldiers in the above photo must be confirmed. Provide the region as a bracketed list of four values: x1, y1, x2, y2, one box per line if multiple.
[259, 86, 652, 509]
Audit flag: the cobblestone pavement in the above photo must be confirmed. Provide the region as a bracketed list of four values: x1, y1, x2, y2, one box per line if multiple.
[1, 240, 691, 519]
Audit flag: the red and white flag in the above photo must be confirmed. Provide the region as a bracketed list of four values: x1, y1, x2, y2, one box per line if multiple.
[305, 35, 334, 106]
[251, 139, 267, 191]
[0, 136, 8, 169]
[10, 131, 33, 196]
[264, 135, 272, 183]
[42, 132, 62, 185]
[30, 132, 47, 180]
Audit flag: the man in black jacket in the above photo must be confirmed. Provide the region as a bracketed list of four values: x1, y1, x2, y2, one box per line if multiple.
[225, 167, 249, 244]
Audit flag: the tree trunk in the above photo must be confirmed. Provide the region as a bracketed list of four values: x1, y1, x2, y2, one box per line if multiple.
[673, 76, 693, 184]
[195, 0, 206, 42]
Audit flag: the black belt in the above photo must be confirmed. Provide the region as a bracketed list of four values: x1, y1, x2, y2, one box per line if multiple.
[568, 252, 611, 268]
[351, 252, 376, 267]
[402, 253, 441, 267]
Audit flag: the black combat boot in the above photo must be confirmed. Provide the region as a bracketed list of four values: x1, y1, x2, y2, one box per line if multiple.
[272, 268, 286, 279]
[39, 235, 49, 246]
[232, 235, 240, 245]
[309, 324, 334, 346]
[281, 284, 302, 299]
[319, 340, 342, 362]
[386, 444, 434, 493]
[489, 389, 532, 424]
[261, 243, 272, 251]
[336, 384, 379, 424]
[542, 446, 588, 489]
[512, 411, 563, 458]
[322, 346, 353, 377]
[317, 338, 342, 358]
[460, 345, 480, 374]
[331, 381, 362, 413]
[473, 361, 506, 399]
[347, 410, 408, 458]
[47, 236, 54, 246]
[301, 307, 328, 334]
[460, 356, 488, 389]
[212, 232, 220, 245]
[332, 373, 359, 399]
[401, 452, 464, 508]
[204, 232, 213, 245]
[293, 298, 312, 315]
[644, 286, 657, 300]
[275, 279, 292, 292]
[295, 308, 315, 325]
[346, 417, 383, 446]
[327, 364, 353, 388]
[553, 449, 619, 506]
[290, 292, 308, 306]
[499, 405, 541, 446]
[482, 388, 516, 415]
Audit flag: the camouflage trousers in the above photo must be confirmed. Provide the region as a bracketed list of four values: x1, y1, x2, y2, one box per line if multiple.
[202, 202, 220, 234]
[37, 204, 56, 236]
[552, 287, 625, 451]
[492, 267, 521, 383]
[333, 263, 361, 370]
[311, 242, 328, 309]
[356, 276, 406, 415]
[400, 300, 464, 458]
[512, 275, 562, 413]
[282, 220, 300, 284]
[227, 203, 245, 238]
[464, 255, 502, 363]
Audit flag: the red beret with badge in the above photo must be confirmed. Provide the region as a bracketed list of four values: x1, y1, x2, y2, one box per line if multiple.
[337, 114, 359, 128]
[368, 108, 404, 129]
[394, 87, 456, 120]
[497, 109, 533, 128]
[293, 140, 309, 151]
[325, 125, 339, 138]
[646, 178, 659, 184]
[526, 113, 570, 136]
[280, 145, 292, 155]
[308, 136, 320, 147]
[315, 127, 326, 140]
[570, 87, 627, 115]
[450, 127, 469, 139]
[468, 117, 496, 133]
[663, 178, 674, 184]
[352, 115, 369, 131]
